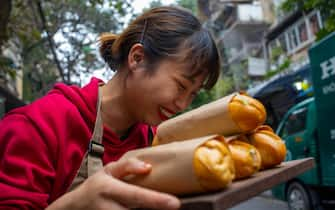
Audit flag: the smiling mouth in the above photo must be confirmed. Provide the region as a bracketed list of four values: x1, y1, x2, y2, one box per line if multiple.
[159, 107, 175, 120]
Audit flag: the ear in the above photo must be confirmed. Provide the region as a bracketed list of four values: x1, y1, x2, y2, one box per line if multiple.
[128, 43, 145, 71]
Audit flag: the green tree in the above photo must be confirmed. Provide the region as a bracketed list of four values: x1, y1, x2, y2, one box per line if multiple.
[1, 0, 133, 101]
[281, 0, 335, 40]
[148, 0, 163, 8]
[0, 0, 11, 49]
[185, 76, 234, 111]
[264, 45, 291, 79]
[176, 0, 197, 14]
[139, 0, 163, 14]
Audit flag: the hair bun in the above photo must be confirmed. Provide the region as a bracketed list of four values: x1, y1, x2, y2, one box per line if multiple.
[99, 33, 119, 71]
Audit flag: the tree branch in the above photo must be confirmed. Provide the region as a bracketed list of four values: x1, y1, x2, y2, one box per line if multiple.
[0, 0, 12, 48]
[35, 0, 65, 82]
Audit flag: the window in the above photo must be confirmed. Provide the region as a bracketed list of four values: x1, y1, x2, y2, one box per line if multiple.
[283, 10, 323, 54]
[278, 34, 288, 53]
[298, 21, 308, 43]
[268, 34, 289, 68]
[238, 4, 263, 22]
[308, 13, 321, 37]
[281, 107, 307, 136]
[288, 28, 298, 50]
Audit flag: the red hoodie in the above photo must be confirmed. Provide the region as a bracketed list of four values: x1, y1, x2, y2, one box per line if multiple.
[0, 78, 154, 210]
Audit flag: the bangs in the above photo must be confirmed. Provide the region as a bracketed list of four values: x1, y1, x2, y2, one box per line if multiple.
[175, 29, 220, 90]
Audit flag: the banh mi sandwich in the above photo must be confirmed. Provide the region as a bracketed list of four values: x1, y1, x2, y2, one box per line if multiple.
[247, 125, 287, 169]
[120, 135, 235, 195]
[152, 92, 266, 146]
[193, 137, 236, 191]
[228, 93, 266, 132]
[226, 135, 261, 179]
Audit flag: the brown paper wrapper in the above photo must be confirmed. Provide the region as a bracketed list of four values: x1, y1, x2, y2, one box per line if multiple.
[154, 93, 241, 145]
[120, 135, 233, 195]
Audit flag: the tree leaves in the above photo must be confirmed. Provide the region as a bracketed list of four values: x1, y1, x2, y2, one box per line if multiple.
[280, 0, 335, 40]
[2, 0, 134, 101]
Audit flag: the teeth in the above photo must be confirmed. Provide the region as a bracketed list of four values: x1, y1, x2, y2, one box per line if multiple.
[160, 107, 173, 118]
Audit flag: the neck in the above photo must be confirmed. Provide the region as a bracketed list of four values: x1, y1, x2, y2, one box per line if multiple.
[100, 71, 136, 137]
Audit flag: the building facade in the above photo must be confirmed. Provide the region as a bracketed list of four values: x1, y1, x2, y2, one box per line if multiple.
[198, 0, 274, 90]
[265, 8, 323, 72]
[0, 39, 25, 117]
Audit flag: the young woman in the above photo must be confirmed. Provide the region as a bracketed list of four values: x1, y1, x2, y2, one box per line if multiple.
[0, 6, 220, 210]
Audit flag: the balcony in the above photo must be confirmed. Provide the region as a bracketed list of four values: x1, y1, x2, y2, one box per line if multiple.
[214, 2, 270, 63]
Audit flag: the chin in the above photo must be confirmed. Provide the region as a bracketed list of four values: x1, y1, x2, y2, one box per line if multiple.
[142, 117, 160, 126]
[143, 112, 168, 126]
[150, 120, 162, 126]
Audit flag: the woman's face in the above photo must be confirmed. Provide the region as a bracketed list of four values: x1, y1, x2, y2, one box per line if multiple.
[125, 59, 206, 126]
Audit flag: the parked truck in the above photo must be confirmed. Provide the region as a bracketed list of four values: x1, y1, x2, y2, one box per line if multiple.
[272, 32, 335, 210]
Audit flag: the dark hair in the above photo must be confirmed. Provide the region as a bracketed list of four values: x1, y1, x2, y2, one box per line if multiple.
[99, 6, 220, 89]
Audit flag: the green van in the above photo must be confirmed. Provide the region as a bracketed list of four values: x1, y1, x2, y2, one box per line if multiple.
[272, 32, 335, 210]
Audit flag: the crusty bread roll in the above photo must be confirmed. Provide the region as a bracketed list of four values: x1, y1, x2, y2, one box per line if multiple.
[247, 125, 286, 169]
[152, 93, 266, 146]
[121, 135, 235, 195]
[193, 138, 235, 190]
[228, 93, 267, 132]
[226, 136, 261, 179]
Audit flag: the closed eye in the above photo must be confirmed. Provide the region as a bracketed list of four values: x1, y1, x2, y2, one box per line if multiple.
[177, 81, 187, 92]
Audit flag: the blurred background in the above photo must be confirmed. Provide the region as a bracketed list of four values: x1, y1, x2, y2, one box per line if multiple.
[1, 1, 335, 209]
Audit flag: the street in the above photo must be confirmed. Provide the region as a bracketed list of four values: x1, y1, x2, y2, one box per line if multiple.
[229, 192, 289, 210]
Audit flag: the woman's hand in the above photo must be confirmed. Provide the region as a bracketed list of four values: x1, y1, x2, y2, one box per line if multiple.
[47, 158, 181, 210]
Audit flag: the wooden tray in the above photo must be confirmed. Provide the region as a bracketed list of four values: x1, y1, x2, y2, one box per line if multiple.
[180, 158, 315, 210]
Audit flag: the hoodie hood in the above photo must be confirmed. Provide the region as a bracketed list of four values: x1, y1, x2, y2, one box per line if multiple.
[48, 77, 103, 131]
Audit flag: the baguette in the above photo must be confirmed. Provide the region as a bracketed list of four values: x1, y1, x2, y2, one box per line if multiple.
[153, 93, 266, 146]
[247, 125, 287, 169]
[121, 135, 235, 195]
[193, 137, 235, 190]
[226, 135, 261, 179]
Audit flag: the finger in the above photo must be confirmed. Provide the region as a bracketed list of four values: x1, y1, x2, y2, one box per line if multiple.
[105, 158, 152, 179]
[103, 179, 181, 210]
[99, 200, 128, 210]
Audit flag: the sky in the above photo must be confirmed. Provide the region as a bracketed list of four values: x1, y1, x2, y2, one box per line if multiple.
[132, 0, 177, 13]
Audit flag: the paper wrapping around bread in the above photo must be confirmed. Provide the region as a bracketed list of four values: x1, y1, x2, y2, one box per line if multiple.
[120, 135, 235, 195]
[152, 92, 266, 146]
[247, 125, 287, 169]
[225, 136, 261, 180]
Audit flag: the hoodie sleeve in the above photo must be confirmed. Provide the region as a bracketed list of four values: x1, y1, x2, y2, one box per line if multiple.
[151, 126, 158, 135]
[0, 113, 56, 210]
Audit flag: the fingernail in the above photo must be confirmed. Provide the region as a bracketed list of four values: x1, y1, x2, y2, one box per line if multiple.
[166, 199, 180, 210]
[135, 160, 151, 169]
[136, 161, 146, 168]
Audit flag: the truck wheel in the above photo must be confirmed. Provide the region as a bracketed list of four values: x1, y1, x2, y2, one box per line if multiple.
[286, 182, 312, 210]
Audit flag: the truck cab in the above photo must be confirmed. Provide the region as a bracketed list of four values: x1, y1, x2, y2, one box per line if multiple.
[277, 97, 319, 185]
[271, 32, 335, 210]
[272, 97, 322, 210]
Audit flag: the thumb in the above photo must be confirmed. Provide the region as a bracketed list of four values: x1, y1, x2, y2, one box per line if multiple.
[104, 158, 152, 179]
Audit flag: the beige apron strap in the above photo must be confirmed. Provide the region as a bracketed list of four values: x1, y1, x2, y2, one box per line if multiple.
[87, 85, 104, 176]
[68, 86, 104, 191]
